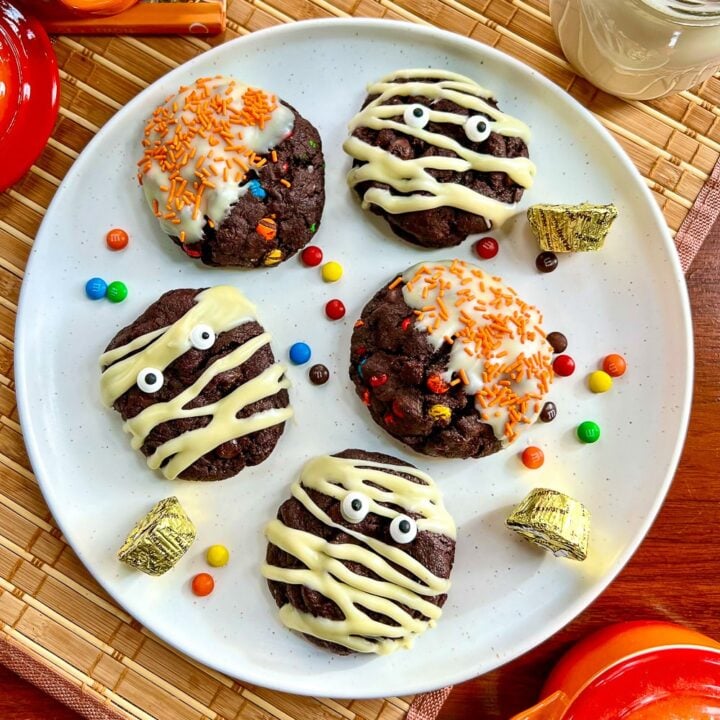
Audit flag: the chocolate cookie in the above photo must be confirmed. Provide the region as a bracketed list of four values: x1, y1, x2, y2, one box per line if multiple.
[139, 76, 325, 268]
[343, 69, 535, 248]
[262, 449, 456, 654]
[100, 286, 292, 481]
[350, 260, 554, 458]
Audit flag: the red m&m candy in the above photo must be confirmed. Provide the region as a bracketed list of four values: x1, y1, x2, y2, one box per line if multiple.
[325, 299, 346, 320]
[301, 245, 323, 267]
[474, 237, 499, 260]
[553, 354, 575, 377]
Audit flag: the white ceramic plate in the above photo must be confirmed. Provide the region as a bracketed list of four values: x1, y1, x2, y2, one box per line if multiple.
[16, 19, 692, 698]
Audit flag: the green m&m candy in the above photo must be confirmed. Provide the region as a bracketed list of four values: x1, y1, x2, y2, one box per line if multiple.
[106, 281, 128, 303]
[577, 420, 600, 444]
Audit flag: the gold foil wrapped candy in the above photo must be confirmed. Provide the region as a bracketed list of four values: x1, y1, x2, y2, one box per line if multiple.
[118, 497, 196, 575]
[527, 203, 618, 252]
[506, 487, 590, 561]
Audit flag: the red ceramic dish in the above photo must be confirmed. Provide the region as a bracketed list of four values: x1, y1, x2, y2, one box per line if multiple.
[565, 646, 720, 720]
[0, 0, 59, 191]
[542, 620, 720, 702]
[511, 623, 720, 720]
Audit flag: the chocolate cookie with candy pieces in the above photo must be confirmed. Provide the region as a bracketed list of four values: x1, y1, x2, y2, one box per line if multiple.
[138, 76, 325, 268]
[350, 260, 555, 459]
[344, 69, 535, 248]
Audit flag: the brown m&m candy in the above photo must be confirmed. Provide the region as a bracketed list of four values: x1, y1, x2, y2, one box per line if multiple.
[546, 331, 567, 354]
[309, 364, 329, 385]
[539, 401, 557, 423]
[536, 251, 558, 273]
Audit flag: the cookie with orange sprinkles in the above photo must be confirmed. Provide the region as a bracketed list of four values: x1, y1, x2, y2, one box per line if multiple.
[349, 260, 554, 459]
[138, 76, 325, 268]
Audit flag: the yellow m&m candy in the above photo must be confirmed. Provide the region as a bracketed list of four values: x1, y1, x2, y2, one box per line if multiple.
[206, 544, 230, 567]
[321, 261, 343, 283]
[588, 370, 613, 393]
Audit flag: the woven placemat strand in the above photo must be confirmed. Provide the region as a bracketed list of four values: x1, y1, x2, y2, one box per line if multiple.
[0, 1, 718, 718]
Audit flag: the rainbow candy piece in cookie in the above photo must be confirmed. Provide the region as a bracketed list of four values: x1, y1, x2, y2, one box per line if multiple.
[138, 76, 295, 245]
[263, 453, 455, 655]
[344, 69, 536, 227]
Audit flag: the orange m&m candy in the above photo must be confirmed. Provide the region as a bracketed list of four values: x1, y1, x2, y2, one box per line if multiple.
[603, 354, 627, 377]
[256, 217, 277, 242]
[106, 228, 129, 251]
[521, 446, 544, 469]
[191, 572, 215, 597]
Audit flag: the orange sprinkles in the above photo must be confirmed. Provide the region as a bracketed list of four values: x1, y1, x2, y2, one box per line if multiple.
[404, 260, 554, 443]
[139, 77, 281, 226]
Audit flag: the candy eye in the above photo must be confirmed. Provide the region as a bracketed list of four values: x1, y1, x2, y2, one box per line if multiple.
[341, 492, 370, 524]
[137, 367, 164, 394]
[464, 115, 492, 143]
[390, 514, 417, 544]
[404, 104, 430, 129]
[190, 324, 215, 350]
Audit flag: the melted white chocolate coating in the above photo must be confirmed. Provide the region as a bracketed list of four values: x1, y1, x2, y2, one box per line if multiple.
[262, 454, 455, 654]
[401, 260, 553, 446]
[139, 76, 295, 243]
[344, 69, 536, 226]
[100, 286, 292, 480]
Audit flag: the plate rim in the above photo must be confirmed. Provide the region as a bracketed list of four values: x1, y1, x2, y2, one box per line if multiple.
[15, 17, 694, 698]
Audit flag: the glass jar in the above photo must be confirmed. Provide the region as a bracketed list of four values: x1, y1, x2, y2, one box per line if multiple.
[550, 0, 720, 100]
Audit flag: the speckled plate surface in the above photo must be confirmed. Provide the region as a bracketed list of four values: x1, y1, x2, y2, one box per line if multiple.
[14, 19, 692, 699]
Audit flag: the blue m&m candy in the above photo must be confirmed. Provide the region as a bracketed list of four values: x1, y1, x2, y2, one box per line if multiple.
[289, 342, 311, 365]
[85, 277, 107, 300]
[247, 179, 266, 200]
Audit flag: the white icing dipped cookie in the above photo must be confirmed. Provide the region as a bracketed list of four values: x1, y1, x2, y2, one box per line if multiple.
[262, 449, 456, 655]
[344, 68, 536, 248]
[138, 75, 325, 267]
[100, 286, 292, 481]
[350, 260, 555, 458]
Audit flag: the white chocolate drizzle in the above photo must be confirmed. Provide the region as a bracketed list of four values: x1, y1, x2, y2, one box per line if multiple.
[344, 69, 536, 226]
[139, 76, 295, 243]
[401, 260, 553, 446]
[262, 454, 455, 654]
[100, 286, 292, 480]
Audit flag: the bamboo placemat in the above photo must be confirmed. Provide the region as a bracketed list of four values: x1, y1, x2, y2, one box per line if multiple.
[0, 2, 718, 719]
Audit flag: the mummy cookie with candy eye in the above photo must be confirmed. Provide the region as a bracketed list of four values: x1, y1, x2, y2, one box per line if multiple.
[138, 75, 325, 268]
[262, 449, 456, 655]
[344, 69, 536, 248]
[100, 286, 292, 481]
[350, 260, 554, 458]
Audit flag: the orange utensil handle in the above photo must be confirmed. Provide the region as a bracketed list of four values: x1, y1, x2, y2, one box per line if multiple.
[510, 691, 570, 720]
[58, 0, 138, 16]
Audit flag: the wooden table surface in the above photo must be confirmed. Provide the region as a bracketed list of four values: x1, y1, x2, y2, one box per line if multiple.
[1, 216, 717, 719]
